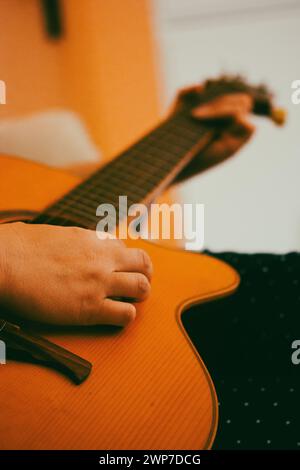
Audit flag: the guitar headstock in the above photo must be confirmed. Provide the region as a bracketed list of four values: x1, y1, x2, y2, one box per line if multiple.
[177, 75, 286, 125]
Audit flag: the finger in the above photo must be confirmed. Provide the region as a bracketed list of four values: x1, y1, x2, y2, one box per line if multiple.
[171, 84, 204, 114]
[174, 116, 255, 182]
[99, 298, 136, 326]
[203, 117, 255, 162]
[177, 84, 204, 98]
[114, 248, 153, 281]
[108, 272, 151, 301]
[229, 115, 255, 138]
[192, 93, 253, 120]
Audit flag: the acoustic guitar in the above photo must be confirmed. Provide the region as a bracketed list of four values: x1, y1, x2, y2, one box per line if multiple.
[0, 77, 282, 449]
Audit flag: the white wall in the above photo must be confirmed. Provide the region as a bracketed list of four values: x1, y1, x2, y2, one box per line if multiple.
[152, 0, 300, 253]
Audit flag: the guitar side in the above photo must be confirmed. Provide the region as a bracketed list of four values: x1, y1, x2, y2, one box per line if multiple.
[0, 155, 239, 449]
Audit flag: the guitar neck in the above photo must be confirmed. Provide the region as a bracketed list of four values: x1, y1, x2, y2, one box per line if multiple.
[33, 110, 213, 230]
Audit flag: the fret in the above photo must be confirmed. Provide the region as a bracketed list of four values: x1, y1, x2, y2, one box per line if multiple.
[141, 134, 184, 153]
[114, 151, 165, 172]
[77, 175, 148, 202]
[125, 151, 173, 170]
[142, 147, 176, 164]
[141, 148, 179, 165]
[113, 159, 168, 179]
[39, 198, 97, 224]
[136, 133, 180, 152]
[53, 194, 104, 213]
[32, 110, 211, 228]
[79, 175, 143, 199]
[162, 139, 195, 154]
[143, 142, 186, 161]
[98, 176, 148, 199]
[53, 192, 116, 215]
[108, 165, 155, 185]
[39, 203, 120, 231]
[49, 202, 99, 223]
[129, 158, 169, 176]
[155, 140, 188, 155]
[49, 186, 138, 223]
[107, 176, 153, 200]
[69, 183, 132, 207]
[33, 213, 85, 227]
[98, 160, 166, 188]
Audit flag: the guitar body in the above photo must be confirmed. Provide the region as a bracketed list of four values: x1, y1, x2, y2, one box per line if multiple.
[0, 155, 239, 449]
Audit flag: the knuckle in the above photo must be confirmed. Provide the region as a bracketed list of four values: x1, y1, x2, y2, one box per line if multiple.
[115, 238, 126, 247]
[109, 238, 126, 254]
[77, 291, 99, 325]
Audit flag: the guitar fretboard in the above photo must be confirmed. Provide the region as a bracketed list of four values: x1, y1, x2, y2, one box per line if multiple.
[33, 110, 212, 230]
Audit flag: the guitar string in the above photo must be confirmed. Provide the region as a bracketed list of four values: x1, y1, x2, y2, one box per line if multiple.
[33, 111, 205, 230]
[34, 129, 173, 227]
[32, 80, 259, 228]
[32, 120, 181, 227]
[34, 124, 203, 230]
[33, 146, 195, 229]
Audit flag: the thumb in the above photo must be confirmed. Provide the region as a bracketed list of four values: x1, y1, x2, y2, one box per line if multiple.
[228, 114, 255, 141]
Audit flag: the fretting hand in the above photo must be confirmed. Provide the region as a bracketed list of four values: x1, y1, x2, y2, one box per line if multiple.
[175, 88, 255, 182]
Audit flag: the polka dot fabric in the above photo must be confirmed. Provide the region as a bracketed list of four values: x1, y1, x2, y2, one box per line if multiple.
[182, 252, 300, 449]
